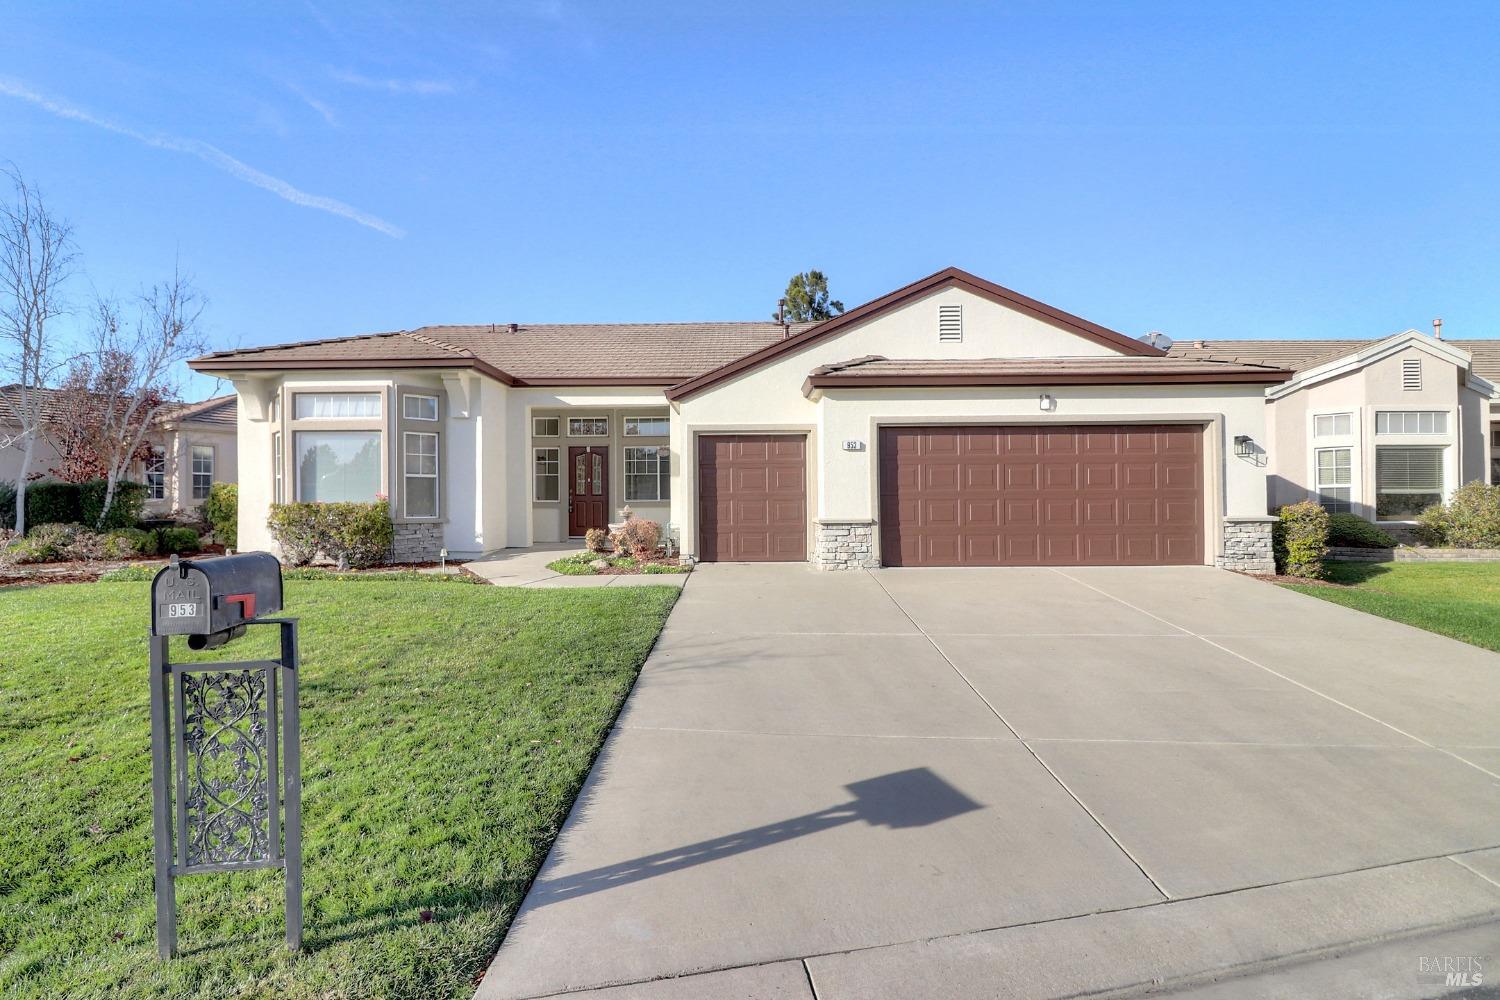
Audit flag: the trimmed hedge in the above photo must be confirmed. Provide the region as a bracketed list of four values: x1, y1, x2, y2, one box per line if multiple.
[81, 480, 149, 530]
[267, 499, 394, 569]
[1274, 501, 1329, 579]
[203, 482, 238, 549]
[1326, 512, 1396, 549]
[1, 478, 148, 530]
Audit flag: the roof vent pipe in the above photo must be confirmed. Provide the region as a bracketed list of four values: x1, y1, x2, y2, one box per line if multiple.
[509, 322, 519, 334]
[778, 298, 790, 338]
[1433, 317, 1443, 340]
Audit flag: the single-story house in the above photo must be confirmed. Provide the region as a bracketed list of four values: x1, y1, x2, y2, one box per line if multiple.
[0, 385, 238, 517]
[191, 267, 1299, 571]
[1169, 331, 1500, 527]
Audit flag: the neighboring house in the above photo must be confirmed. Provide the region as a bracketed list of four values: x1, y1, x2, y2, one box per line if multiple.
[190, 267, 1295, 571]
[0, 384, 238, 516]
[1169, 332, 1500, 527]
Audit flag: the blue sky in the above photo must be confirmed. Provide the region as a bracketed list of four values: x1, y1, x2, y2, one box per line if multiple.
[3, 1, 1497, 400]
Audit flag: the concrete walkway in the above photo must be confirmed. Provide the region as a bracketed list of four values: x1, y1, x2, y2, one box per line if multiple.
[462, 544, 688, 589]
[478, 564, 1500, 999]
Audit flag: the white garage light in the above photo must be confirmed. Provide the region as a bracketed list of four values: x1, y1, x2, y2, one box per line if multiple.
[1039, 393, 1056, 412]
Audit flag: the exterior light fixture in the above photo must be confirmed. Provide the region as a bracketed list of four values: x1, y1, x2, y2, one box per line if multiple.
[439, 547, 449, 569]
[1039, 393, 1056, 412]
[1234, 435, 1254, 457]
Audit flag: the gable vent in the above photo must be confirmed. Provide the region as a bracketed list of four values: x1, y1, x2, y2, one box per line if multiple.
[938, 304, 963, 343]
[1402, 357, 1422, 391]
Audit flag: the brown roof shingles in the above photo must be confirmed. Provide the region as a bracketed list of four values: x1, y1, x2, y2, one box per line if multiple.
[1168, 338, 1500, 383]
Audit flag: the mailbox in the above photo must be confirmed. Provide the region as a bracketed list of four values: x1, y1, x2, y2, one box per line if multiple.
[151, 552, 283, 649]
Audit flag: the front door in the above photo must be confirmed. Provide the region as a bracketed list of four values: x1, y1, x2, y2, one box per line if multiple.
[568, 446, 609, 536]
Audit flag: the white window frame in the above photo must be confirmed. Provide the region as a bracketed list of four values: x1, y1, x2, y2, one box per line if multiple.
[294, 429, 384, 502]
[1313, 412, 1351, 438]
[533, 416, 560, 437]
[145, 446, 166, 501]
[1375, 410, 1447, 435]
[533, 447, 560, 501]
[623, 445, 670, 502]
[1314, 447, 1352, 514]
[567, 416, 609, 437]
[623, 416, 670, 437]
[402, 431, 439, 519]
[191, 445, 214, 500]
[272, 432, 284, 504]
[403, 393, 438, 421]
[293, 391, 382, 419]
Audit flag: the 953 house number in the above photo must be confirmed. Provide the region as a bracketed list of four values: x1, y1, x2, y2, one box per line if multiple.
[166, 603, 199, 618]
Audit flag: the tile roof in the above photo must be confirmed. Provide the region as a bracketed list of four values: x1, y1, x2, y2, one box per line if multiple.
[1168, 338, 1500, 382]
[804, 356, 1292, 390]
[164, 395, 237, 428]
[190, 322, 820, 383]
[0, 385, 234, 429]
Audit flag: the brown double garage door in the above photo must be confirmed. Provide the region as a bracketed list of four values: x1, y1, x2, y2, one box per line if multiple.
[879, 424, 1204, 567]
[698, 425, 1203, 566]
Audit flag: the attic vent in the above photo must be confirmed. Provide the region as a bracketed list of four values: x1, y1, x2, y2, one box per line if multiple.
[1402, 358, 1422, 391]
[938, 304, 963, 343]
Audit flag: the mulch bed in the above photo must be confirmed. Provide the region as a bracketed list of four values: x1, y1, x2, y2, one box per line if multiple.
[578, 556, 686, 576]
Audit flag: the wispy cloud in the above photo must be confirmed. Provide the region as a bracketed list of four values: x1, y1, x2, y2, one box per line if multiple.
[0, 78, 403, 238]
[286, 81, 340, 128]
[330, 69, 457, 96]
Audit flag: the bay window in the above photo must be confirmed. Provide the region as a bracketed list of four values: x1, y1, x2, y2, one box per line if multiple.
[1375, 446, 1444, 520]
[403, 432, 438, 518]
[294, 392, 381, 419]
[624, 446, 670, 502]
[296, 431, 382, 502]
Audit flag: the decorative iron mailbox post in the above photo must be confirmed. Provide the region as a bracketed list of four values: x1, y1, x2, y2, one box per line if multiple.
[148, 552, 302, 958]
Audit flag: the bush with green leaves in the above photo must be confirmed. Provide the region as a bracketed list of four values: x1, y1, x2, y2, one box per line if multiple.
[1274, 500, 1329, 579]
[80, 479, 148, 530]
[1325, 512, 1396, 549]
[267, 499, 394, 568]
[106, 527, 159, 557]
[154, 526, 203, 555]
[267, 503, 322, 565]
[21, 481, 84, 527]
[203, 482, 238, 549]
[0, 481, 14, 530]
[1413, 481, 1500, 548]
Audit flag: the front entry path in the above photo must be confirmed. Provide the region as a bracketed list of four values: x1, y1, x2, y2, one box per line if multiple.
[477, 565, 1500, 1000]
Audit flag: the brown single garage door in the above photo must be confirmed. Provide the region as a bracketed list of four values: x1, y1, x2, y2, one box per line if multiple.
[879, 425, 1203, 567]
[698, 434, 807, 562]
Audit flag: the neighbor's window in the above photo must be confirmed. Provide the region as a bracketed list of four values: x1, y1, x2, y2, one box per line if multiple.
[145, 447, 166, 500]
[403, 432, 438, 518]
[1315, 448, 1351, 514]
[1375, 411, 1446, 434]
[533, 416, 560, 437]
[1313, 413, 1351, 437]
[624, 446, 670, 502]
[272, 432, 284, 504]
[1375, 445, 1443, 520]
[534, 447, 559, 501]
[294, 392, 381, 419]
[624, 416, 670, 437]
[403, 394, 438, 421]
[296, 430, 381, 502]
[568, 416, 609, 437]
[191, 446, 214, 500]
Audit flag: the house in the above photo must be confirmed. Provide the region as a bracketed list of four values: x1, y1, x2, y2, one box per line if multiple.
[190, 267, 1296, 571]
[1169, 331, 1500, 528]
[0, 385, 238, 516]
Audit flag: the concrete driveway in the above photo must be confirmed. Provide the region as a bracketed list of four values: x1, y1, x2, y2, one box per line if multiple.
[478, 565, 1500, 1000]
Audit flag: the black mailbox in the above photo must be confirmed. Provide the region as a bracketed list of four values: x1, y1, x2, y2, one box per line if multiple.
[151, 552, 283, 648]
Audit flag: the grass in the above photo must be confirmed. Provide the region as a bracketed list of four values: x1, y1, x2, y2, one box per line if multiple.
[1281, 560, 1500, 651]
[545, 551, 691, 576]
[0, 577, 679, 1000]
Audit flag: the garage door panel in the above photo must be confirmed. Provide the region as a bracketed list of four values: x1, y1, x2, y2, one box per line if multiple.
[698, 435, 806, 562]
[879, 424, 1202, 567]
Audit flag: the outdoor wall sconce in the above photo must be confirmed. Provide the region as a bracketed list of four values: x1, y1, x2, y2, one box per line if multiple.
[1234, 435, 1254, 457]
[1039, 393, 1056, 412]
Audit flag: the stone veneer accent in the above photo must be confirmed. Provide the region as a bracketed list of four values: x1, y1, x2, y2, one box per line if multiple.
[814, 520, 879, 571]
[1216, 515, 1276, 574]
[391, 522, 443, 564]
[1330, 545, 1500, 563]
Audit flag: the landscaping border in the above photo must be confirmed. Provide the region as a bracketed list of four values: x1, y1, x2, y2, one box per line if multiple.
[1329, 546, 1500, 563]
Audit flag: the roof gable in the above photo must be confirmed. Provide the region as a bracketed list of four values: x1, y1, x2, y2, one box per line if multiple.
[1265, 329, 1493, 399]
[665, 267, 1161, 402]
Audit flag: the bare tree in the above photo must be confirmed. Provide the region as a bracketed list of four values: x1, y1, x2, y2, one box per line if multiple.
[83, 268, 207, 528]
[0, 168, 76, 533]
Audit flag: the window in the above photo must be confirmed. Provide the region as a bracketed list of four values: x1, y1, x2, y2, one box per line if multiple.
[270, 392, 280, 423]
[568, 416, 609, 437]
[624, 446, 670, 502]
[1402, 357, 1422, 391]
[938, 303, 963, 342]
[1376, 411, 1446, 434]
[534, 448, 559, 501]
[145, 447, 166, 501]
[403, 394, 438, 421]
[1376, 446, 1444, 520]
[624, 416, 670, 437]
[403, 432, 438, 518]
[1491, 426, 1500, 448]
[294, 392, 381, 419]
[1315, 448, 1351, 514]
[296, 431, 381, 502]
[1313, 413, 1351, 437]
[272, 432, 284, 504]
[533, 416, 560, 437]
[191, 446, 214, 500]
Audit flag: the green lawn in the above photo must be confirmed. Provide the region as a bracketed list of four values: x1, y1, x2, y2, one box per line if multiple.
[0, 577, 679, 1000]
[1282, 561, 1500, 651]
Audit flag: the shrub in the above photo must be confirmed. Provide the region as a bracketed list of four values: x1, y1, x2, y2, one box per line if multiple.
[203, 483, 238, 549]
[584, 527, 609, 553]
[612, 518, 661, 559]
[1325, 512, 1396, 550]
[0, 481, 13, 530]
[106, 527, 159, 557]
[321, 500, 395, 569]
[6, 522, 107, 563]
[1274, 501, 1329, 579]
[155, 526, 203, 555]
[1420, 481, 1500, 549]
[79, 479, 149, 530]
[22, 481, 83, 527]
